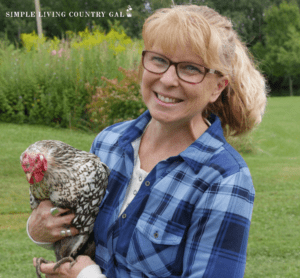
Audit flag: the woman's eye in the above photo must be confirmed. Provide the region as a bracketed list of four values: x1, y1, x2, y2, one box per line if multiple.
[152, 56, 168, 65]
[185, 65, 203, 73]
[179, 64, 205, 76]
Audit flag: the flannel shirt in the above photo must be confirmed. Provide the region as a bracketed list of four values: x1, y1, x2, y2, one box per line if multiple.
[90, 110, 255, 278]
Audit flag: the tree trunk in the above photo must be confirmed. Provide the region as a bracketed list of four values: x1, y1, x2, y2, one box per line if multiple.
[34, 0, 43, 38]
[289, 76, 293, 96]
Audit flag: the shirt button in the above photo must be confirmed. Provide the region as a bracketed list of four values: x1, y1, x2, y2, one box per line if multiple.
[122, 214, 127, 219]
[133, 190, 137, 195]
[139, 176, 142, 181]
[154, 232, 159, 238]
[145, 181, 150, 186]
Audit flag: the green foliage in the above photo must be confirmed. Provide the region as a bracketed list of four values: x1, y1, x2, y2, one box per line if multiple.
[198, 0, 265, 45]
[0, 0, 282, 45]
[0, 0, 150, 43]
[147, 0, 174, 11]
[265, 0, 300, 75]
[71, 25, 133, 55]
[264, 1, 300, 41]
[20, 31, 47, 52]
[3, 0, 300, 97]
[252, 1, 300, 95]
[86, 67, 146, 131]
[0, 27, 142, 132]
[0, 0, 36, 43]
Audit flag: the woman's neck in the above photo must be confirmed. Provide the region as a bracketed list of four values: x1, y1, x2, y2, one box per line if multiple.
[146, 115, 208, 151]
[138, 115, 208, 172]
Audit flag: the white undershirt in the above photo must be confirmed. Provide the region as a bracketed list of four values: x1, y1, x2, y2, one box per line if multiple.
[119, 135, 149, 217]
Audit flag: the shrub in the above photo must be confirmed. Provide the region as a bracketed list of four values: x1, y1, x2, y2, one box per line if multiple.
[86, 67, 146, 132]
[20, 31, 47, 52]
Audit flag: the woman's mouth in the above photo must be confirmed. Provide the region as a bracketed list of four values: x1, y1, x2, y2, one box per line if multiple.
[155, 93, 182, 104]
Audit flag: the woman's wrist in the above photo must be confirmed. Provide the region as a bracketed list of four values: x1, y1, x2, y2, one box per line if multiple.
[27, 215, 54, 250]
[77, 264, 106, 278]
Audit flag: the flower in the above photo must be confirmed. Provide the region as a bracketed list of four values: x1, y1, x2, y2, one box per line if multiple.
[58, 48, 64, 57]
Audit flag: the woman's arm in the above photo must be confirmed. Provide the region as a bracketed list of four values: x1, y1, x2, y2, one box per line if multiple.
[182, 168, 254, 277]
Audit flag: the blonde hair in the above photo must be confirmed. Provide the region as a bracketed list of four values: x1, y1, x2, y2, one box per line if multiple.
[141, 5, 268, 136]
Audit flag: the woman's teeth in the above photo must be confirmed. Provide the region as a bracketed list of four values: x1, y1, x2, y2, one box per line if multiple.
[156, 93, 179, 103]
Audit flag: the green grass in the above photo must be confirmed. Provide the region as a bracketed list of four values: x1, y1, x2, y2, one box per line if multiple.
[243, 97, 300, 277]
[0, 96, 299, 277]
[0, 124, 97, 277]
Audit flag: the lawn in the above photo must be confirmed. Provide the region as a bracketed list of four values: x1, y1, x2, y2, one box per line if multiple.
[0, 96, 299, 277]
[243, 97, 300, 277]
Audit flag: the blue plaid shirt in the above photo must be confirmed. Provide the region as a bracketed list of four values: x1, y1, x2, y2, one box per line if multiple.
[90, 111, 254, 278]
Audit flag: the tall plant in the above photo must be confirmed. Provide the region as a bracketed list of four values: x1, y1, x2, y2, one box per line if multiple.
[252, 1, 300, 96]
[86, 67, 146, 132]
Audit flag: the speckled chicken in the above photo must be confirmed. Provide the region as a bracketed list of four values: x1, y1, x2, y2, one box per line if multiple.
[20, 140, 109, 278]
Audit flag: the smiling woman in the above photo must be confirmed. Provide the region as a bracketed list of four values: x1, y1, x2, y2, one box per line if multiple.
[141, 5, 267, 136]
[27, 4, 268, 278]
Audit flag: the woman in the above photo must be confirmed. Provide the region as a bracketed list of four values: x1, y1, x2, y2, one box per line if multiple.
[29, 4, 267, 278]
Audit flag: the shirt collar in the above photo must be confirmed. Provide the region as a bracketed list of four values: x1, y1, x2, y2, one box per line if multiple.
[118, 111, 152, 152]
[118, 111, 226, 173]
[180, 114, 226, 173]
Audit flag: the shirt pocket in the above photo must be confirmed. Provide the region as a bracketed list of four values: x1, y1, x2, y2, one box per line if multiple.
[126, 212, 186, 277]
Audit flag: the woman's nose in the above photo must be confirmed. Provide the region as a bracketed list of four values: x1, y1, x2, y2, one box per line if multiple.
[159, 65, 179, 86]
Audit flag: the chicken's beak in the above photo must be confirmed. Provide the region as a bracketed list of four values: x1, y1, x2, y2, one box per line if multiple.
[26, 173, 32, 183]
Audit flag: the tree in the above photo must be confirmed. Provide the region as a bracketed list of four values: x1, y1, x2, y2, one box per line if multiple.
[38, 0, 149, 39]
[0, 0, 287, 46]
[1, 0, 36, 43]
[147, 0, 174, 11]
[162, 0, 281, 46]
[253, 1, 300, 96]
[0, 0, 149, 43]
[34, 0, 42, 38]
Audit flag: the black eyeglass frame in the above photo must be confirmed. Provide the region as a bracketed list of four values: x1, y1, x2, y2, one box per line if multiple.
[142, 50, 222, 84]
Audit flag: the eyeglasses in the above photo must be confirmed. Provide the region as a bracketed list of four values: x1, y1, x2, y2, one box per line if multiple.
[142, 50, 220, 84]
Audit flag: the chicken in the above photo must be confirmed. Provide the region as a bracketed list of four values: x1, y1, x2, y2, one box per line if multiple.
[20, 140, 109, 278]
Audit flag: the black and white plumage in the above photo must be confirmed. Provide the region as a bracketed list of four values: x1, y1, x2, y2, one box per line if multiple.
[20, 140, 109, 277]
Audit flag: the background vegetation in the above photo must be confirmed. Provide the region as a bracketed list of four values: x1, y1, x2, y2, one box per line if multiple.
[2, 0, 300, 132]
[1, 97, 299, 277]
[1, 0, 300, 95]
[0, 24, 144, 132]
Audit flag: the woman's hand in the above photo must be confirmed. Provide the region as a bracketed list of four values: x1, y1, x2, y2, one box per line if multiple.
[33, 256, 96, 278]
[28, 200, 79, 243]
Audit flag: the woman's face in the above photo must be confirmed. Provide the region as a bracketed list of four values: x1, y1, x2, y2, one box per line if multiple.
[141, 45, 226, 127]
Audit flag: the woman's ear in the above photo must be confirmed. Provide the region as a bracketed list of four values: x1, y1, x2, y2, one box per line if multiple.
[210, 77, 229, 103]
[217, 78, 229, 91]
